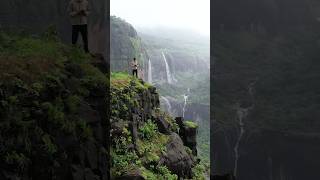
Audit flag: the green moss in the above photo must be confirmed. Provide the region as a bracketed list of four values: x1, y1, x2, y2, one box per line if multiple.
[4, 151, 30, 169]
[65, 95, 81, 113]
[77, 119, 93, 140]
[0, 31, 103, 176]
[192, 162, 208, 180]
[41, 134, 57, 155]
[184, 120, 198, 128]
[140, 166, 178, 180]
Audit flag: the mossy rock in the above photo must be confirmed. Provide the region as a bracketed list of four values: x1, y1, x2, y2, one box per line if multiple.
[183, 120, 198, 129]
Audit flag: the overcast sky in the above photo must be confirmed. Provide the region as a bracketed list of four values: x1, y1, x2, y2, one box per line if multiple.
[110, 0, 210, 36]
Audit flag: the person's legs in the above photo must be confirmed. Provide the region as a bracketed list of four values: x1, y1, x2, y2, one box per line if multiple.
[72, 25, 80, 45]
[80, 24, 89, 53]
[133, 70, 138, 78]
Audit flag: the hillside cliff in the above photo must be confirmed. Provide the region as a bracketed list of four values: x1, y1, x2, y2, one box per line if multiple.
[110, 16, 147, 73]
[0, 32, 109, 179]
[110, 73, 205, 179]
[0, 32, 205, 180]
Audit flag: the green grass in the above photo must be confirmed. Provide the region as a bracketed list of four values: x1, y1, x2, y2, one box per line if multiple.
[0, 31, 107, 177]
[184, 120, 198, 129]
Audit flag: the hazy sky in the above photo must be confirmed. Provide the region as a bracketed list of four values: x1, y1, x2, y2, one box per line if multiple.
[110, 0, 210, 35]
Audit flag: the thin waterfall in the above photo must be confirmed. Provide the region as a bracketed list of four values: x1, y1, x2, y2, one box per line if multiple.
[182, 94, 188, 118]
[233, 80, 257, 177]
[233, 107, 248, 177]
[148, 59, 152, 84]
[182, 88, 190, 118]
[160, 96, 172, 115]
[162, 52, 173, 84]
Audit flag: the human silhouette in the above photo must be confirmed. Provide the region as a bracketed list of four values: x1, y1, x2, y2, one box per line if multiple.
[68, 0, 89, 53]
[131, 58, 139, 78]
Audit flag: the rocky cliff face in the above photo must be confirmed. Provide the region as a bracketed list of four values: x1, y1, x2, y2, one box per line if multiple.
[0, 33, 109, 179]
[110, 16, 148, 73]
[212, 29, 320, 179]
[110, 73, 203, 179]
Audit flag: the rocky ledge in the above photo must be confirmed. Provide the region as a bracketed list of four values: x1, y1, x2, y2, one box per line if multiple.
[110, 73, 204, 179]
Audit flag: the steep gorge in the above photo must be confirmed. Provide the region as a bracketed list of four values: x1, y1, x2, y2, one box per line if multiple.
[212, 29, 320, 179]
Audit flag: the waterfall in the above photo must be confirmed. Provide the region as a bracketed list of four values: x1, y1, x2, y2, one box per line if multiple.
[182, 94, 188, 118]
[233, 107, 248, 177]
[148, 59, 152, 84]
[160, 96, 172, 115]
[233, 80, 257, 177]
[161, 52, 173, 84]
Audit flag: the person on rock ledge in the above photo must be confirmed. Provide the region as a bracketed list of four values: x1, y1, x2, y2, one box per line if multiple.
[131, 58, 139, 78]
[68, 0, 90, 53]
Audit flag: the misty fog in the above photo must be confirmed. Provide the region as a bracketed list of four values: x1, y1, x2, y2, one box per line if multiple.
[110, 0, 210, 36]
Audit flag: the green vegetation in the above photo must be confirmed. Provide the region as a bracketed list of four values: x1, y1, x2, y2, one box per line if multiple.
[0, 31, 107, 176]
[192, 162, 208, 180]
[111, 16, 148, 72]
[110, 72, 207, 178]
[184, 120, 198, 129]
[110, 72, 180, 179]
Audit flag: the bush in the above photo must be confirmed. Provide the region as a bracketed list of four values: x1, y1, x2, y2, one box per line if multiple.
[139, 120, 158, 140]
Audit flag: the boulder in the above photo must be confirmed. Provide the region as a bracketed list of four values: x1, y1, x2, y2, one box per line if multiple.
[159, 133, 195, 178]
[154, 116, 171, 135]
[115, 169, 145, 180]
[175, 117, 198, 156]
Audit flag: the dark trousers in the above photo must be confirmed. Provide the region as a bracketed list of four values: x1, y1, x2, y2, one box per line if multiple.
[132, 69, 138, 78]
[72, 24, 89, 53]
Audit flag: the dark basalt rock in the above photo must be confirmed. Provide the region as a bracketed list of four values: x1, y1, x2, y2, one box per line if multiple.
[115, 169, 145, 180]
[159, 133, 195, 179]
[176, 117, 198, 156]
[110, 78, 199, 178]
[154, 115, 171, 135]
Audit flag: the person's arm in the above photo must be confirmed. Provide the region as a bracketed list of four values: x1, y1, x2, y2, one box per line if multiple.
[84, 1, 90, 16]
[79, 1, 90, 16]
[68, 1, 78, 17]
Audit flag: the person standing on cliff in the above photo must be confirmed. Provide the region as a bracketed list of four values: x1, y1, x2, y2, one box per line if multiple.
[68, 0, 90, 53]
[131, 58, 139, 78]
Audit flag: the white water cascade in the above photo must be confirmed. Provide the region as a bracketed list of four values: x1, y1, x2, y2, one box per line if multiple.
[233, 80, 257, 177]
[162, 52, 173, 84]
[161, 96, 172, 115]
[148, 59, 152, 84]
[233, 106, 248, 177]
[182, 94, 188, 118]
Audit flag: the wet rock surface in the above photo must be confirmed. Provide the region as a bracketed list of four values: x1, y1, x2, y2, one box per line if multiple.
[110, 75, 200, 179]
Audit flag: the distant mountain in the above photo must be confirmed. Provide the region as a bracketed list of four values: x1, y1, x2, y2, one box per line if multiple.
[110, 16, 147, 72]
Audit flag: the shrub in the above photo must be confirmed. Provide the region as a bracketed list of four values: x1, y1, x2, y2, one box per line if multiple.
[139, 120, 157, 140]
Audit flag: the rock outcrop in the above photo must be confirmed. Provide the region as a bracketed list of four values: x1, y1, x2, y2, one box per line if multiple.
[176, 117, 198, 156]
[110, 73, 202, 179]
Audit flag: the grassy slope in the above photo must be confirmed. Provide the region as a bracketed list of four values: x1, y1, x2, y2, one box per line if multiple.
[0, 32, 107, 176]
